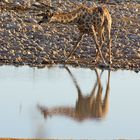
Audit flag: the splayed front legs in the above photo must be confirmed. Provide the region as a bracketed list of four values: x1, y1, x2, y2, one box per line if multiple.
[65, 31, 106, 65]
[65, 25, 111, 67]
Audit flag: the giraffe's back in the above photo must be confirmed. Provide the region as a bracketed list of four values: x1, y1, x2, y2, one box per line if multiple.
[76, 7, 105, 34]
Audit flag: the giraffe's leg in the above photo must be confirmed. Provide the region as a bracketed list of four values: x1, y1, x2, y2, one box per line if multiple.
[90, 68, 104, 104]
[94, 68, 103, 117]
[65, 34, 84, 62]
[108, 38, 112, 65]
[99, 27, 105, 46]
[102, 31, 105, 43]
[65, 66, 82, 97]
[94, 27, 105, 63]
[102, 70, 110, 116]
[106, 26, 112, 65]
[91, 25, 107, 65]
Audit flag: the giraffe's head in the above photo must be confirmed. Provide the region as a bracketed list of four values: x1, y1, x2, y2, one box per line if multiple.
[38, 6, 56, 24]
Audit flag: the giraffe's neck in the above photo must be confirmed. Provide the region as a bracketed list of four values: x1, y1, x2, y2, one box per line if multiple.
[49, 5, 87, 24]
[47, 107, 76, 118]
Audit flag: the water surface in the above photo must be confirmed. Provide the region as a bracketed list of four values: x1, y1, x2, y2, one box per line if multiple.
[0, 66, 140, 139]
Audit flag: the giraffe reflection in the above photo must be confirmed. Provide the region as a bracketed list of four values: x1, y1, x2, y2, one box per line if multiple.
[38, 68, 110, 121]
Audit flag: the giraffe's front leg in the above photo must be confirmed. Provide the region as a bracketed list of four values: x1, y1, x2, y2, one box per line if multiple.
[65, 34, 85, 62]
[91, 25, 107, 66]
[108, 38, 112, 66]
[106, 20, 112, 67]
[94, 41, 104, 65]
[65, 66, 82, 97]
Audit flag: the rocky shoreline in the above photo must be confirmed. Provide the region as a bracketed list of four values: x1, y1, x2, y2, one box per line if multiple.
[0, 0, 140, 72]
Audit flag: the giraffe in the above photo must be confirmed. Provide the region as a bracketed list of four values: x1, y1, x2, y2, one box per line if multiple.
[38, 4, 112, 66]
[38, 68, 110, 121]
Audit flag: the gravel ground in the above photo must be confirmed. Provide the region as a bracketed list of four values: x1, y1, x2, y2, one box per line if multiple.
[0, 0, 140, 72]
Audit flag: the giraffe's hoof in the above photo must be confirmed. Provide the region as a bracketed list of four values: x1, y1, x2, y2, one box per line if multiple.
[107, 64, 111, 69]
[98, 63, 108, 69]
[101, 60, 108, 67]
[99, 62, 111, 70]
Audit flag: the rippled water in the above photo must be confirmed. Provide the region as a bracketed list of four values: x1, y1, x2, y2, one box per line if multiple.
[0, 65, 140, 139]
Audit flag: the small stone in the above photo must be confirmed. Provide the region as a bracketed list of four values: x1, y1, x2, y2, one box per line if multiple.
[52, 50, 58, 55]
[37, 46, 44, 51]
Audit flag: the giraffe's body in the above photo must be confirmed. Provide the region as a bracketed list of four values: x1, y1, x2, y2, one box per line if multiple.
[49, 5, 108, 33]
[39, 4, 112, 65]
